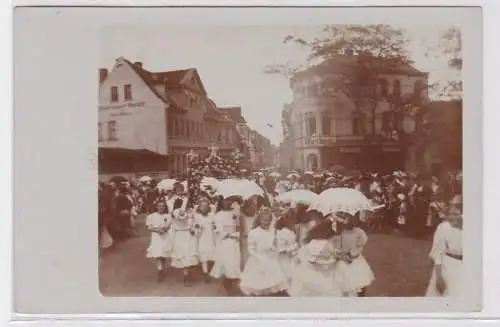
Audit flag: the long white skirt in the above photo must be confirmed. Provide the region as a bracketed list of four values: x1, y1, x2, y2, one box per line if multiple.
[170, 230, 199, 268]
[146, 232, 171, 258]
[278, 252, 296, 282]
[288, 262, 343, 297]
[240, 255, 288, 295]
[210, 238, 241, 279]
[336, 256, 375, 293]
[197, 230, 215, 262]
[426, 255, 463, 296]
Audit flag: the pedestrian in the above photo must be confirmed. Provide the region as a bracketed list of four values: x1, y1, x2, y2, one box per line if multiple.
[210, 197, 241, 296]
[333, 212, 374, 297]
[239, 207, 289, 296]
[288, 218, 343, 297]
[425, 198, 463, 296]
[145, 199, 172, 282]
[275, 211, 299, 284]
[169, 206, 200, 286]
[193, 197, 216, 283]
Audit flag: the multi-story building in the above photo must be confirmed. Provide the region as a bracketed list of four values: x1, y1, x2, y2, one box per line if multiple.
[98, 57, 246, 178]
[280, 55, 429, 173]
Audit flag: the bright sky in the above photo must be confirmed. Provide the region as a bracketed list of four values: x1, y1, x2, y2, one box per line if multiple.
[100, 25, 459, 145]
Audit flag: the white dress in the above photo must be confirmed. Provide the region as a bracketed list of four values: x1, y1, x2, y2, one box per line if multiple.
[145, 212, 172, 258]
[333, 228, 374, 294]
[239, 226, 288, 295]
[194, 212, 216, 262]
[276, 227, 299, 281]
[289, 239, 343, 297]
[169, 216, 199, 268]
[210, 210, 241, 279]
[426, 221, 463, 296]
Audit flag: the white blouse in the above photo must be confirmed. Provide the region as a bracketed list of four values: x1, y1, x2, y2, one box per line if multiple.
[429, 221, 463, 265]
[248, 226, 277, 260]
[276, 228, 298, 253]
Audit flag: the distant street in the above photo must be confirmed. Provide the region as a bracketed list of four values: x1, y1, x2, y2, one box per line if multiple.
[99, 215, 433, 297]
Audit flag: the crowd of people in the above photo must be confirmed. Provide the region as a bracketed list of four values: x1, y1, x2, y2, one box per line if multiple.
[98, 158, 463, 297]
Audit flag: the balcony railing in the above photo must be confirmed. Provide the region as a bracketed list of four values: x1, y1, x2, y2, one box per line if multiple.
[303, 135, 364, 145]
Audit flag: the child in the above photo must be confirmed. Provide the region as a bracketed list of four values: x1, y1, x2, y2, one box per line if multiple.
[289, 218, 343, 297]
[169, 205, 200, 286]
[334, 212, 374, 297]
[210, 197, 242, 295]
[145, 199, 172, 282]
[193, 197, 216, 283]
[239, 207, 289, 296]
[275, 211, 299, 284]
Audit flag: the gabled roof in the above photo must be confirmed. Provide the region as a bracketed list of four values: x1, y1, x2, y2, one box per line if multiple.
[218, 106, 246, 123]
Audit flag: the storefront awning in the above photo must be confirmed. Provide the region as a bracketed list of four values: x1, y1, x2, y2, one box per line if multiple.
[98, 147, 170, 174]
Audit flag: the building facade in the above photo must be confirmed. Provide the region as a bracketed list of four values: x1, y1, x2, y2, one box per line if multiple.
[98, 57, 248, 177]
[280, 56, 429, 173]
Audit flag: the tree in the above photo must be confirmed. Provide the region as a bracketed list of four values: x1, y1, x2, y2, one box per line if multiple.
[265, 25, 423, 145]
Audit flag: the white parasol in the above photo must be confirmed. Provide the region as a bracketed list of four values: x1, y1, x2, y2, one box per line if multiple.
[269, 171, 281, 178]
[138, 176, 152, 183]
[216, 178, 264, 199]
[156, 178, 177, 191]
[307, 187, 375, 216]
[200, 177, 220, 190]
[275, 189, 318, 205]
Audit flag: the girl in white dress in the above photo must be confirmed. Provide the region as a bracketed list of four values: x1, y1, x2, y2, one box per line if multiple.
[333, 213, 374, 297]
[426, 199, 463, 296]
[275, 211, 299, 283]
[169, 205, 200, 286]
[239, 207, 289, 296]
[289, 218, 343, 297]
[210, 197, 241, 295]
[145, 199, 172, 282]
[193, 197, 216, 283]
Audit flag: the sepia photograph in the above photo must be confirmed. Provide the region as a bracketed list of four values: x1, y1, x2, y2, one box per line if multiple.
[97, 22, 465, 298]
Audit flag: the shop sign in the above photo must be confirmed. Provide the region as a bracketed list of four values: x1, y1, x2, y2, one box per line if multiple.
[99, 101, 147, 110]
[339, 147, 362, 153]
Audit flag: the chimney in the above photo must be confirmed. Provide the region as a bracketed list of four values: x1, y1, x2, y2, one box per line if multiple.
[99, 68, 108, 83]
[134, 61, 143, 70]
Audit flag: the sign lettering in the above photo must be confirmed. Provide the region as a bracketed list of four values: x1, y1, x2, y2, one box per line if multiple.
[99, 101, 146, 110]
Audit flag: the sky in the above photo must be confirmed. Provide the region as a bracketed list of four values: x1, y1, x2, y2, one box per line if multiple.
[100, 24, 459, 145]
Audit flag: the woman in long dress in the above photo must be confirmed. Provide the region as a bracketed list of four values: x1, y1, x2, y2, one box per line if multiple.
[239, 207, 289, 296]
[193, 197, 216, 283]
[145, 199, 172, 282]
[426, 197, 463, 296]
[210, 197, 242, 295]
[289, 218, 343, 297]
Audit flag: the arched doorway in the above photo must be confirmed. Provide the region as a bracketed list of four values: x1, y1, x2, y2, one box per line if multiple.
[306, 153, 319, 171]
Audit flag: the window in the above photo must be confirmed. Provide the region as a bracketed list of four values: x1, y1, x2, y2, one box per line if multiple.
[179, 119, 184, 136]
[307, 114, 317, 136]
[185, 120, 191, 138]
[98, 123, 103, 142]
[321, 113, 331, 136]
[382, 112, 393, 133]
[124, 84, 132, 100]
[107, 120, 117, 140]
[173, 118, 178, 137]
[393, 79, 401, 97]
[379, 79, 388, 97]
[413, 80, 424, 99]
[352, 118, 360, 136]
[110, 86, 118, 102]
[167, 117, 173, 137]
[191, 121, 196, 139]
